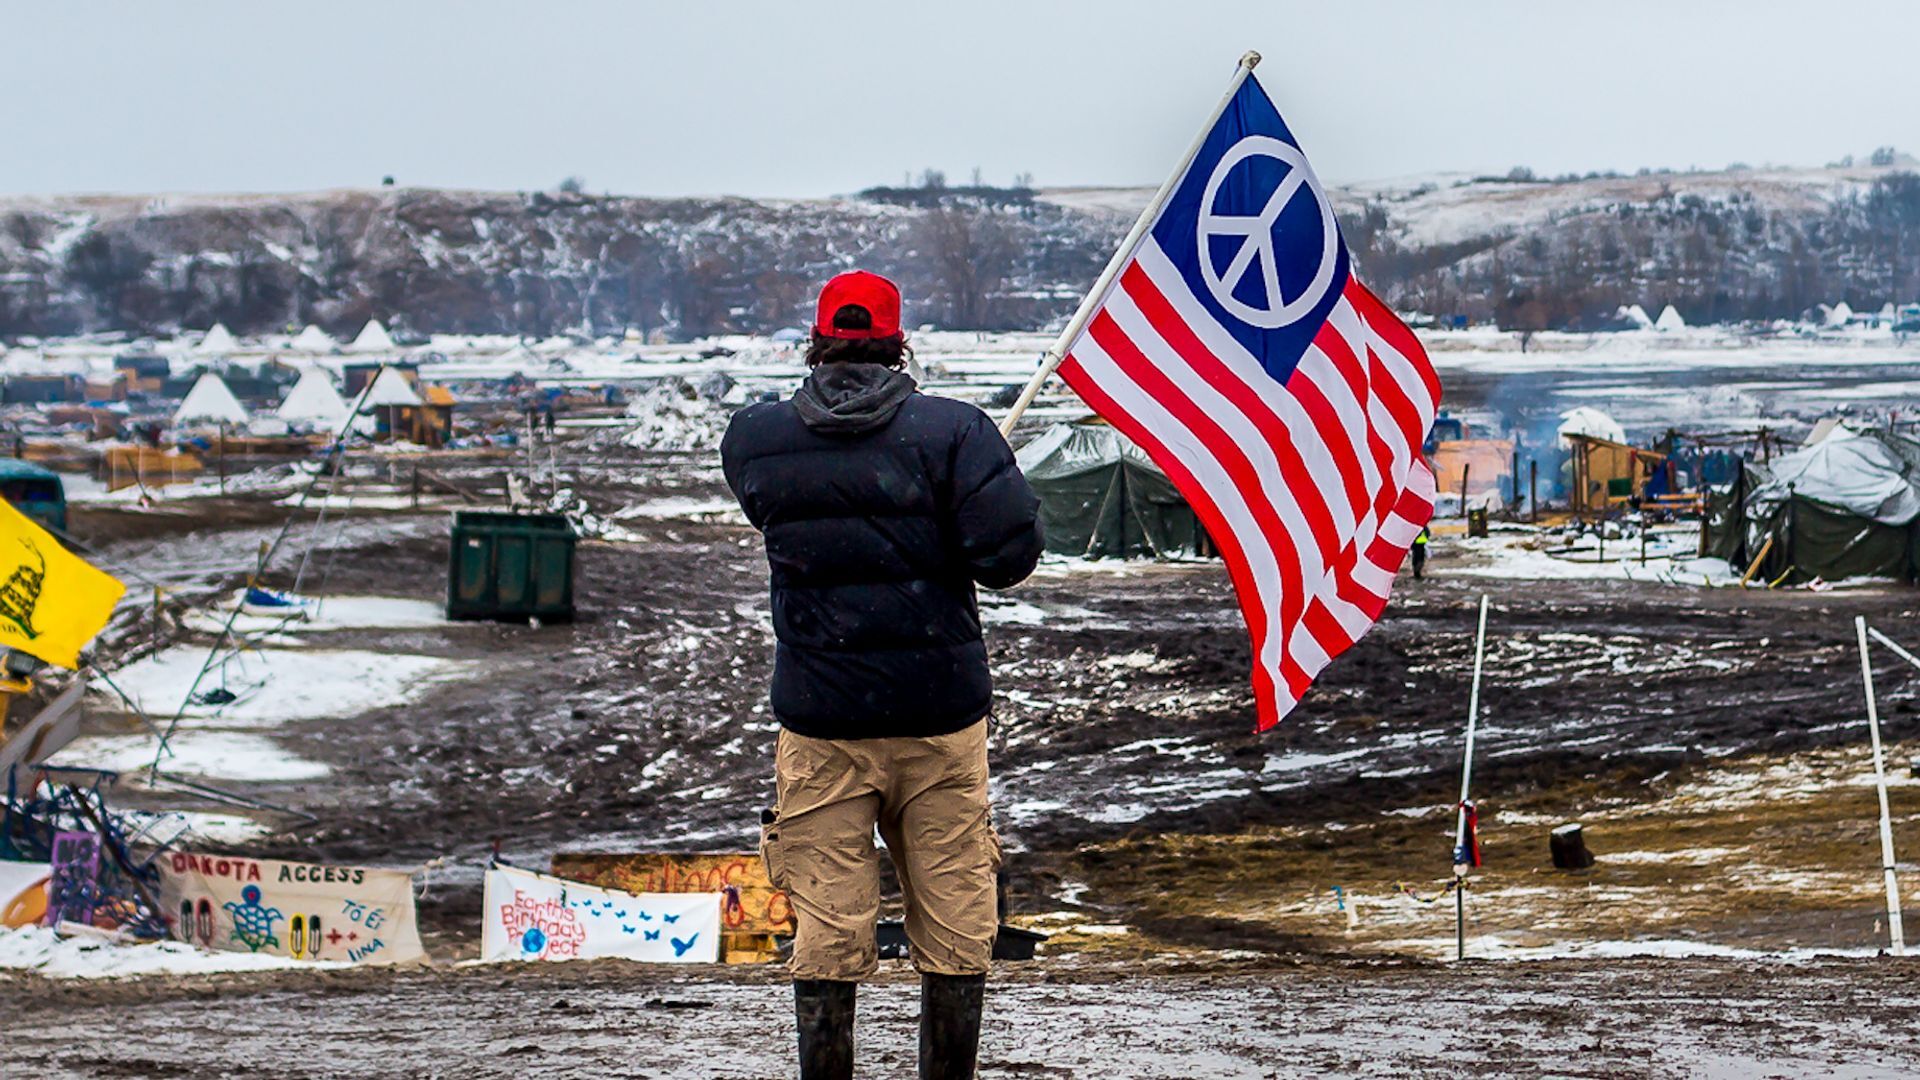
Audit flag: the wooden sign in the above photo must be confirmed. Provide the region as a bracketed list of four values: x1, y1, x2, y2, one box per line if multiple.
[550, 852, 792, 964]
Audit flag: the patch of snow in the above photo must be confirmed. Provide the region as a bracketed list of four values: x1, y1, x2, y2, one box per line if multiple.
[94, 646, 475, 727]
[47, 729, 330, 782]
[0, 925, 340, 979]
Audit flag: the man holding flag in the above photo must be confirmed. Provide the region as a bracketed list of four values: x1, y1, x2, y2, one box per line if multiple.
[1001, 50, 1441, 730]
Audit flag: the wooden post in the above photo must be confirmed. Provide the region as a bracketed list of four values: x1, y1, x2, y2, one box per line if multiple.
[1856, 616, 1906, 956]
[1529, 460, 1537, 524]
[218, 426, 227, 494]
[411, 462, 421, 509]
[1459, 463, 1471, 519]
[1739, 536, 1774, 587]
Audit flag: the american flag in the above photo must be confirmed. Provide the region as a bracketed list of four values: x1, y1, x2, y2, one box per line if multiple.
[1055, 66, 1441, 730]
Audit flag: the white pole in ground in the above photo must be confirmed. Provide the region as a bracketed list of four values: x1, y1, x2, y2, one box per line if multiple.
[1855, 615, 1906, 956]
[996, 51, 1262, 439]
[1454, 594, 1491, 961]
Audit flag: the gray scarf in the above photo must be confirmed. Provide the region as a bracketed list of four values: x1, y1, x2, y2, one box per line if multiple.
[792, 362, 916, 435]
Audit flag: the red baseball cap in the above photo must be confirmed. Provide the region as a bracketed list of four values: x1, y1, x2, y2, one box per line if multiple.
[814, 270, 902, 340]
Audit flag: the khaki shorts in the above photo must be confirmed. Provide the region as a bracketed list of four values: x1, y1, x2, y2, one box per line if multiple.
[760, 720, 1001, 981]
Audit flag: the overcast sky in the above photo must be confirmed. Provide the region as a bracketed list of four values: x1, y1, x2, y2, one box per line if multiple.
[4, 0, 1915, 198]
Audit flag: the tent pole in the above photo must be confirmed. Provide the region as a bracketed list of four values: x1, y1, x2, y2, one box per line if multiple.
[1856, 616, 1906, 956]
[1453, 593, 1491, 961]
[997, 51, 1262, 439]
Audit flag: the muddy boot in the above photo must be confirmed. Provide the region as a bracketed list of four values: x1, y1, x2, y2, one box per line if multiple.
[794, 979, 856, 1080]
[918, 973, 985, 1080]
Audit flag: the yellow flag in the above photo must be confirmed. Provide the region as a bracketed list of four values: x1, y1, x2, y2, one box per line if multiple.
[0, 498, 124, 670]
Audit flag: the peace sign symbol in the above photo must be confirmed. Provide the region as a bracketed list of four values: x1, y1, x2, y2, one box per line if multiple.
[1196, 136, 1340, 329]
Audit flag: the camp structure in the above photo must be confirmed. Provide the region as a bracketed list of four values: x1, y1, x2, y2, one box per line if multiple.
[1426, 415, 1514, 507]
[1654, 304, 1687, 332]
[1706, 427, 1920, 585]
[361, 366, 454, 446]
[172, 372, 249, 428]
[289, 324, 337, 353]
[274, 366, 351, 429]
[1015, 421, 1213, 559]
[348, 319, 396, 353]
[1563, 432, 1664, 517]
[194, 323, 238, 356]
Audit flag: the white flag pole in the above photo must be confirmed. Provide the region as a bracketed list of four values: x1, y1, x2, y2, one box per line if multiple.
[1453, 593, 1490, 960]
[1855, 615, 1906, 956]
[996, 50, 1263, 438]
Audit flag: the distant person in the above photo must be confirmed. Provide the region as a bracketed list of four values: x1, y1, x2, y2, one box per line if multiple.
[722, 270, 1043, 1080]
[1411, 525, 1430, 579]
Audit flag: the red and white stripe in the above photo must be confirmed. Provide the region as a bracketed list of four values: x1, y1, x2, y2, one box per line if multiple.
[1057, 237, 1441, 729]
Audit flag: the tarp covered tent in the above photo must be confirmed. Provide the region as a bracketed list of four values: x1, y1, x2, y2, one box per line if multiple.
[1015, 422, 1214, 559]
[1705, 428, 1920, 583]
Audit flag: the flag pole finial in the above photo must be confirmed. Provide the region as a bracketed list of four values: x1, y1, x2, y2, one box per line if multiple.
[1239, 50, 1261, 69]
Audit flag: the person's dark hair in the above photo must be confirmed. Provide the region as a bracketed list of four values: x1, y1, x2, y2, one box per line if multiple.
[805, 304, 912, 369]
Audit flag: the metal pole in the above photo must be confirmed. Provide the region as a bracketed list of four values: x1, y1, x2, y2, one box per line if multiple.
[1867, 626, 1920, 675]
[1856, 616, 1906, 956]
[1529, 460, 1537, 524]
[1454, 594, 1491, 960]
[997, 50, 1262, 438]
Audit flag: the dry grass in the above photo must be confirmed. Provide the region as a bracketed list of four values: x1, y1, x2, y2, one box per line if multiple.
[1031, 738, 1920, 959]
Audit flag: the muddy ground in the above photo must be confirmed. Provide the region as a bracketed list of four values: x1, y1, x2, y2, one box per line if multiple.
[47, 445, 1920, 957]
[6, 955, 1920, 1078]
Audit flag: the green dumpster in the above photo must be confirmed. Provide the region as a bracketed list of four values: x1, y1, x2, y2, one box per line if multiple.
[447, 511, 577, 622]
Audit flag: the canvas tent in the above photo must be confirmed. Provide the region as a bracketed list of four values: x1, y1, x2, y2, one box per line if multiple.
[1015, 422, 1213, 559]
[1706, 427, 1920, 584]
[274, 366, 351, 428]
[195, 323, 238, 356]
[289, 324, 337, 353]
[349, 319, 396, 353]
[172, 372, 249, 426]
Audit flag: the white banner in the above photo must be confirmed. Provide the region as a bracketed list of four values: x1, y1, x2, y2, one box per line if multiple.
[157, 851, 425, 965]
[480, 863, 720, 964]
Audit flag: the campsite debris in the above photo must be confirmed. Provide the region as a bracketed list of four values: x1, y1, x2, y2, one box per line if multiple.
[1, 767, 170, 939]
[1550, 823, 1596, 870]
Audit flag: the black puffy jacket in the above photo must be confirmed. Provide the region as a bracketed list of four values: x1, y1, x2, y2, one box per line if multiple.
[721, 362, 1044, 740]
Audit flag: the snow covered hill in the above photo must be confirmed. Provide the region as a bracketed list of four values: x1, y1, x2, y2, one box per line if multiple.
[1, 161, 1915, 339]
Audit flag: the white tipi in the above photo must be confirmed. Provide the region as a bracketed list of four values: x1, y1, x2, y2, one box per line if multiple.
[1654, 305, 1687, 332]
[1616, 304, 1654, 330]
[275, 367, 350, 427]
[290, 325, 337, 353]
[363, 365, 423, 407]
[349, 319, 396, 353]
[1827, 301, 1854, 327]
[196, 323, 239, 355]
[174, 372, 250, 426]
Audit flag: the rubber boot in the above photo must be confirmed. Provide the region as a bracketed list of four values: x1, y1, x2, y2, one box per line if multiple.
[794, 979, 856, 1080]
[918, 973, 985, 1080]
